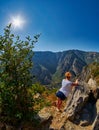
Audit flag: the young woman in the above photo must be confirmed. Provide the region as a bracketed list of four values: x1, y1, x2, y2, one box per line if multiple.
[56, 72, 78, 111]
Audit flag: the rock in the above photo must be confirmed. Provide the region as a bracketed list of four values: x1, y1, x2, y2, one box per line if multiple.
[64, 84, 89, 122]
[80, 107, 91, 126]
[39, 79, 99, 129]
[92, 113, 99, 130]
[96, 99, 99, 113]
[38, 107, 52, 123]
[80, 120, 90, 126]
[63, 80, 99, 126]
[88, 78, 97, 90]
[94, 88, 99, 100]
[37, 107, 53, 130]
[92, 100, 99, 130]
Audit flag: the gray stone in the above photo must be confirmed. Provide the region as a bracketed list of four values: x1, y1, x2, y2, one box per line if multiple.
[38, 107, 52, 123]
[88, 78, 97, 90]
[64, 84, 89, 122]
[92, 113, 99, 130]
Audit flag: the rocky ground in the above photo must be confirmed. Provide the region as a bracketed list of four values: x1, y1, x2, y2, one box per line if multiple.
[38, 78, 99, 130]
[0, 78, 99, 130]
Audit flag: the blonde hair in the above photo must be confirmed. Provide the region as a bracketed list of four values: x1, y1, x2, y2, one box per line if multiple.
[65, 72, 72, 78]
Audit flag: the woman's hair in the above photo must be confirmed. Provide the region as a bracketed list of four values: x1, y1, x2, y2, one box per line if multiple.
[65, 72, 72, 78]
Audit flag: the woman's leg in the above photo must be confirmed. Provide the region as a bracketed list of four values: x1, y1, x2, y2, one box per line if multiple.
[57, 98, 62, 110]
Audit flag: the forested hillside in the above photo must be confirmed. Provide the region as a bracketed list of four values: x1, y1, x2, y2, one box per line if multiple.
[32, 50, 99, 85]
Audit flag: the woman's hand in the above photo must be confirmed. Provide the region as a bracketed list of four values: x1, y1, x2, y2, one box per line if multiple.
[75, 79, 78, 84]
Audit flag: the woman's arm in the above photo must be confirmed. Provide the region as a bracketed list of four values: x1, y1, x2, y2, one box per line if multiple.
[72, 79, 79, 86]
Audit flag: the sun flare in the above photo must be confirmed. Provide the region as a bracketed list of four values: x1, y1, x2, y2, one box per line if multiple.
[10, 15, 26, 30]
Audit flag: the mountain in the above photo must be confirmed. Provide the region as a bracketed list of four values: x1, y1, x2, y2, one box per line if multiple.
[32, 50, 99, 85]
[79, 62, 99, 85]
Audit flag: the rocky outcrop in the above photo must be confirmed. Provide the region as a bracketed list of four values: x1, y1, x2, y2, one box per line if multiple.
[49, 79, 99, 130]
[38, 107, 52, 123]
[64, 83, 89, 123]
[92, 99, 99, 130]
[92, 113, 99, 130]
[88, 78, 97, 90]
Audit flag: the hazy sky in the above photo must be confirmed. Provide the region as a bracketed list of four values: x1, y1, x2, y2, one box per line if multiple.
[0, 0, 99, 52]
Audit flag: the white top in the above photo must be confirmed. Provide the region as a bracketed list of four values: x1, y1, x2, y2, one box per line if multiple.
[59, 79, 72, 97]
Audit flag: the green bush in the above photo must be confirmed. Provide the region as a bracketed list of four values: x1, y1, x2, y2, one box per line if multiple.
[31, 83, 46, 94]
[0, 24, 40, 125]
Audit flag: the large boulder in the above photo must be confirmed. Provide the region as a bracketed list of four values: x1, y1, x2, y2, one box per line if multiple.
[88, 78, 97, 90]
[37, 107, 53, 130]
[36, 79, 99, 130]
[92, 113, 99, 130]
[64, 82, 99, 126]
[92, 99, 99, 130]
[50, 82, 94, 130]
[38, 107, 52, 123]
[64, 83, 90, 123]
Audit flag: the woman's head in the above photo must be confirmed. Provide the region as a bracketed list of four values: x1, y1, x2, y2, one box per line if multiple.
[65, 72, 72, 79]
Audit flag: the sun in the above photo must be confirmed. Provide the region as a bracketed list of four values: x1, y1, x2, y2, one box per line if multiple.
[10, 15, 26, 30]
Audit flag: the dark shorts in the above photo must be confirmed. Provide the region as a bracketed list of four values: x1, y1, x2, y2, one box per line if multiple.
[56, 91, 66, 100]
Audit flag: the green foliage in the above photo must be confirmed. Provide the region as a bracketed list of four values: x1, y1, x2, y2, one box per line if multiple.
[91, 62, 99, 85]
[31, 83, 46, 94]
[52, 70, 63, 87]
[86, 62, 99, 85]
[0, 24, 40, 125]
[28, 83, 51, 111]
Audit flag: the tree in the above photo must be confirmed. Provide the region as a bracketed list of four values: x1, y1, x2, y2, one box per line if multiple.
[0, 24, 40, 124]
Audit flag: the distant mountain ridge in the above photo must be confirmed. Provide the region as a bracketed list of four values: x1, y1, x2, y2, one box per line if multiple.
[32, 50, 99, 85]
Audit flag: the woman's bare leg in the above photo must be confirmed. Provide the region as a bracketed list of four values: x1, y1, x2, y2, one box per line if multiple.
[57, 98, 62, 110]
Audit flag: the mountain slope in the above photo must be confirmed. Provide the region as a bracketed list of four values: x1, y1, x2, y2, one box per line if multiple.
[32, 50, 99, 85]
[79, 62, 99, 85]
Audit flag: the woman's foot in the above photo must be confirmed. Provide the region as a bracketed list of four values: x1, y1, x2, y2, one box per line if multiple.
[56, 108, 62, 112]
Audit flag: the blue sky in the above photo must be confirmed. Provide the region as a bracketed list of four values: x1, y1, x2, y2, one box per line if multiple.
[0, 0, 99, 52]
